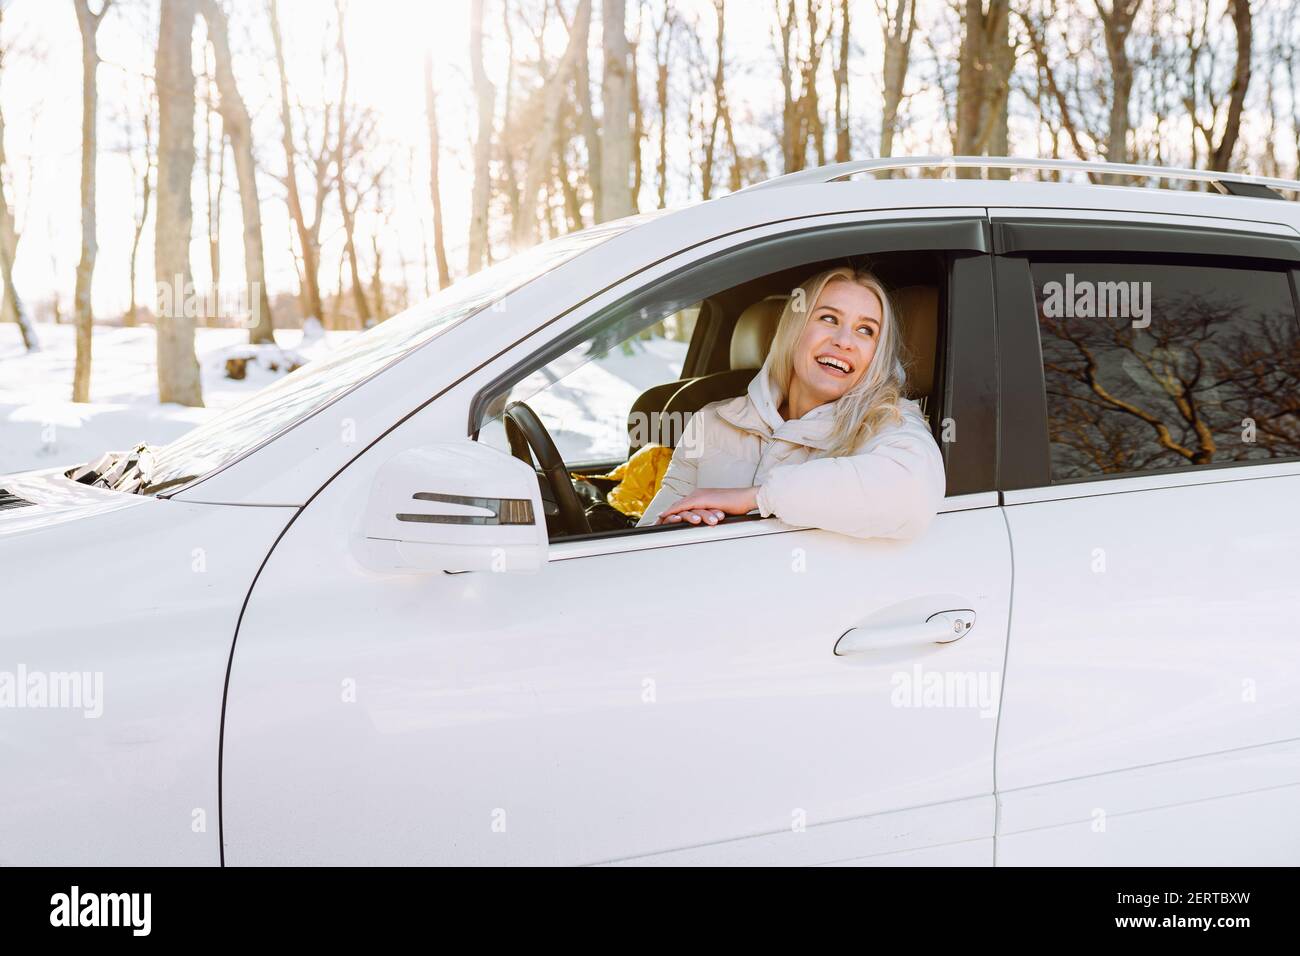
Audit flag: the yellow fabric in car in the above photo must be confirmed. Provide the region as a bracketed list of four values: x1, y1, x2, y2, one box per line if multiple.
[586, 444, 674, 519]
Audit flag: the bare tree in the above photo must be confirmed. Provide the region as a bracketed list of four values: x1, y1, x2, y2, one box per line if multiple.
[71, 0, 111, 403]
[468, 0, 494, 273]
[0, 12, 36, 351]
[600, 0, 635, 220]
[268, 0, 331, 324]
[698, 0, 740, 198]
[650, 3, 677, 208]
[1098, 0, 1142, 165]
[831, 0, 850, 162]
[201, 42, 222, 327]
[573, 3, 604, 217]
[125, 97, 153, 328]
[879, 0, 917, 157]
[776, 0, 832, 174]
[331, 0, 370, 328]
[155, 0, 203, 406]
[0, 101, 34, 351]
[1211, 0, 1253, 170]
[514, 0, 591, 249]
[199, 0, 275, 343]
[423, 51, 451, 290]
[955, 0, 1014, 173]
[1019, 3, 1099, 175]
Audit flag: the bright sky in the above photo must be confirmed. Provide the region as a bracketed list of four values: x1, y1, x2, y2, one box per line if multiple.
[3, 0, 483, 316]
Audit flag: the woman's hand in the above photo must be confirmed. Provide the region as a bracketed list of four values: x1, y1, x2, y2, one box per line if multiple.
[657, 486, 759, 526]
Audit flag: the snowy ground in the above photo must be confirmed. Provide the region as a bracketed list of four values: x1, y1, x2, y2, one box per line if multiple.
[0, 323, 356, 476]
[1, 322, 688, 478]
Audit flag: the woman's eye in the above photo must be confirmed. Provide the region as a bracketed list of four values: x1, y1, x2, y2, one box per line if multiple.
[818, 313, 837, 324]
[857, 325, 875, 336]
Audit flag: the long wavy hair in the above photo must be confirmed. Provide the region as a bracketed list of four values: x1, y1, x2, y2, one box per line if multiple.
[766, 266, 907, 458]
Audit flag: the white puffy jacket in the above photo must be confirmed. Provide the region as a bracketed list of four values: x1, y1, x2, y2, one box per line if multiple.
[638, 357, 947, 540]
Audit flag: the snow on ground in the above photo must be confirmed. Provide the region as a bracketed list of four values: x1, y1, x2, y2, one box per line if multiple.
[0, 323, 358, 476]
[1, 322, 689, 478]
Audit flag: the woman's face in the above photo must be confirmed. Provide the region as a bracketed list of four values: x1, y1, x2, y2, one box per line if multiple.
[790, 278, 883, 406]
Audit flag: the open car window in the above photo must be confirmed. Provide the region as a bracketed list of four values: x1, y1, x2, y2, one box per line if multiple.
[479, 305, 700, 466]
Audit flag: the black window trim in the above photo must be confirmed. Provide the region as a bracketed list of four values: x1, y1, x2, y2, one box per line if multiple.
[994, 217, 1300, 492]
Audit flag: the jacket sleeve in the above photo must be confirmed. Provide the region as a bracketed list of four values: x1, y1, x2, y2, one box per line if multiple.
[635, 409, 707, 527]
[754, 417, 946, 540]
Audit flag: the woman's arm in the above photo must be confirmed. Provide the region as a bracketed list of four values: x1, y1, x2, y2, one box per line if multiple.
[635, 410, 708, 527]
[755, 417, 946, 540]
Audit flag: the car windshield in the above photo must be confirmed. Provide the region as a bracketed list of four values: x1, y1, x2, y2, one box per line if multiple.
[146, 213, 658, 492]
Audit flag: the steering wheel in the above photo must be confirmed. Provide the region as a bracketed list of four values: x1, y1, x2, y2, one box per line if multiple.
[503, 401, 592, 536]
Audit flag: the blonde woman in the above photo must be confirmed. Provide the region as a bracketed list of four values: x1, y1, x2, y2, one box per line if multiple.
[637, 266, 945, 540]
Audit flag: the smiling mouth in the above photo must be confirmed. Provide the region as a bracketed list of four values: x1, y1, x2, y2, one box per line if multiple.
[815, 355, 853, 375]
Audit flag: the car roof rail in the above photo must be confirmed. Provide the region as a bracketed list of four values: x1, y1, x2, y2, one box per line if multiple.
[739, 155, 1299, 200]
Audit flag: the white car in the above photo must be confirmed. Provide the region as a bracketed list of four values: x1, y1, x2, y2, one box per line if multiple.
[3, 156, 1299, 866]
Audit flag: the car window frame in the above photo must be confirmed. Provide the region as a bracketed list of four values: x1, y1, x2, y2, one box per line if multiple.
[992, 214, 1300, 498]
[464, 211, 1001, 556]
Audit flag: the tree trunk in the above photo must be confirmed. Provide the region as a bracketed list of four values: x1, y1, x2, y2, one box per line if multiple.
[652, 8, 672, 207]
[0, 125, 33, 350]
[126, 106, 152, 328]
[369, 232, 385, 322]
[515, 0, 591, 250]
[333, 0, 370, 329]
[599, 0, 634, 221]
[0, 80, 36, 351]
[778, 0, 798, 172]
[468, 0, 494, 273]
[72, 0, 109, 403]
[202, 45, 221, 328]
[0, 108, 19, 331]
[629, 32, 644, 204]
[0, 193, 17, 329]
[199, 0, 275, 343]
[423, 52, 451, 290]
[832, 0, 850, 162]
[573, 7, 603, 217]
[700, 1, 727, 199]
[155, 0, 203, 406]
[955, 0, 1013, 176]
[880, 0, 916, 158]
[1210, 0, 1252, 171]
[1098, 0, 1141, 167]
[268, 0, 323, 322]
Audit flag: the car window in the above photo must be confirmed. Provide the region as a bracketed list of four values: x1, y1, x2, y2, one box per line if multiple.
[1030, 259, 1300, 481]
[479, 304, 700, 464]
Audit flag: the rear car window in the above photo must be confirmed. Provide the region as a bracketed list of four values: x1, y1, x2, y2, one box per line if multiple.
[1030, 260, 1300, 481]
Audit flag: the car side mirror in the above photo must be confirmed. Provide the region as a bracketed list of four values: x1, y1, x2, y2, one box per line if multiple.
[356, 440, 547, 574]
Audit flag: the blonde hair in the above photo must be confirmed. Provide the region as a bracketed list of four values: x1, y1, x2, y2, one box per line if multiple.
[766, 266, 907, 458]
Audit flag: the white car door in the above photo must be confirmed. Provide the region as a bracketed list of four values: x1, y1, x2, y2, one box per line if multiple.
[222, 209, 1012, 865]
[990, 210, 1300, 864]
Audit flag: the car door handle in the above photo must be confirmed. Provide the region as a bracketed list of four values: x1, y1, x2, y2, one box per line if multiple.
[833, 609, 976, 656]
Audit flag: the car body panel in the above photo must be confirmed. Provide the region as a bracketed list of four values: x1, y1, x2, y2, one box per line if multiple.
[0, 471, 292, 865]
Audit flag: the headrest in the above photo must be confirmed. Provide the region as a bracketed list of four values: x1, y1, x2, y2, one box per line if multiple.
[891, 285, 938, 399]
[729, 296, 787, 369]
